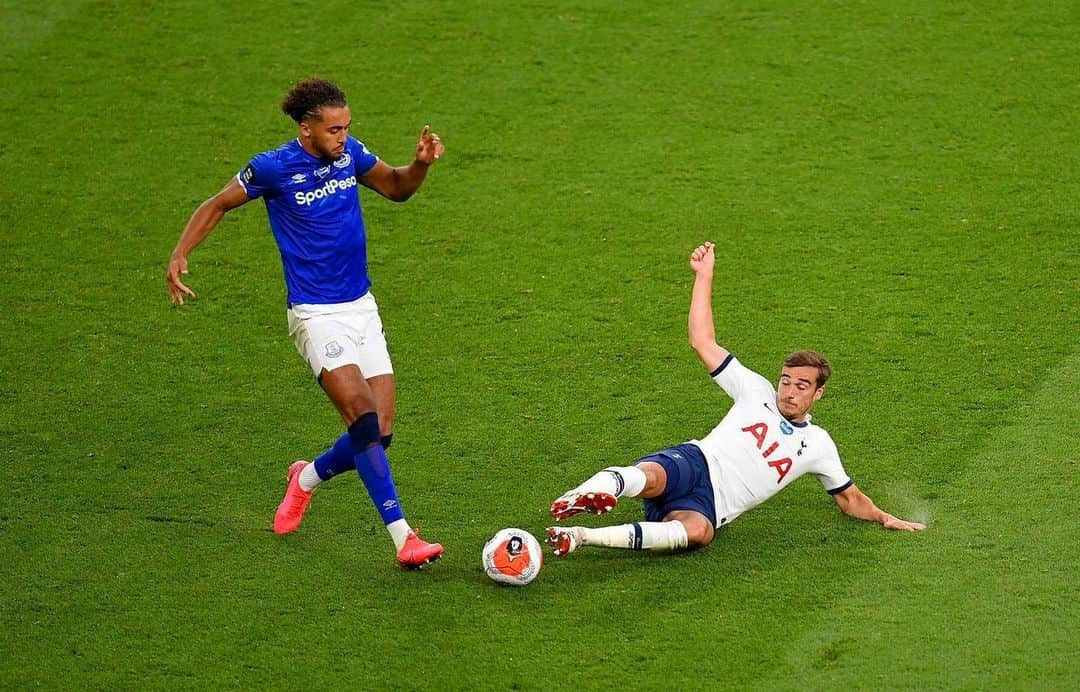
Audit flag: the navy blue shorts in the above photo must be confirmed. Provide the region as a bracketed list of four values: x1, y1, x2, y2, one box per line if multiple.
[638, 443, 718, 527]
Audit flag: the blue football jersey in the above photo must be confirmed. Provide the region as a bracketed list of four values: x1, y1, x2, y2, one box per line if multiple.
[236, 136, 380, 305]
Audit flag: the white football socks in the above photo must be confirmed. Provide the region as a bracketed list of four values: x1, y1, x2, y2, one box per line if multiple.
[387, 519, 412, 550]
[298, 463, 323, 492]
[576, 466, 648, 498]
[581, 521, 689, 551]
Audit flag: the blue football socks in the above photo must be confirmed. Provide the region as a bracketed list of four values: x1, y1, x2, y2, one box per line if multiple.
[348, 412, 405, 525]
[313, 432, 355, 480]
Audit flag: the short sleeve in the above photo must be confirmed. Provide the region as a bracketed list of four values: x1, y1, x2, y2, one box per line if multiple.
[811, 434, 853, 494]
[237, 152, 281, 199]
[711, 355, 776, 402]
[349, 137, 379, 176]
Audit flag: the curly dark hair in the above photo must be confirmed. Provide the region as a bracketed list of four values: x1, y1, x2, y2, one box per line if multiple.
[281, 78, 347, 123]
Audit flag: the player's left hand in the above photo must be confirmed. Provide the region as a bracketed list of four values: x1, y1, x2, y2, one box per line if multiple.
[882, 515, 926, 531]
[415, 125, 444, 165]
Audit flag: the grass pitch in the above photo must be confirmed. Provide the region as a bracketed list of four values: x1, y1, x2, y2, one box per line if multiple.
[1, 1, 1077, 689]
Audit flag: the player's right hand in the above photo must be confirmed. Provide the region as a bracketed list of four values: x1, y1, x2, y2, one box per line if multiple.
[690, 241, 715, 275]
[883, 516, 927, 531]
[167, 255, 197, 305]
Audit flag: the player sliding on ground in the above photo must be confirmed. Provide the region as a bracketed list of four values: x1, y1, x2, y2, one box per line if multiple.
[546, 242, 925, 557]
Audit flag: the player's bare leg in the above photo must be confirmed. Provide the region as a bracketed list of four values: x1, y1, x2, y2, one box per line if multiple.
[320, 364, 379, 425]
[367, 374, 395, 440]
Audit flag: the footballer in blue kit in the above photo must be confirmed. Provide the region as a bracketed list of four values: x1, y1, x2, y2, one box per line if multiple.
[238, 136, 378, 306]
[167, 78, 445, 569]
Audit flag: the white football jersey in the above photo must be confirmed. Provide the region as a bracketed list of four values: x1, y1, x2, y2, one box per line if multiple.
[690, 356, 852, 526]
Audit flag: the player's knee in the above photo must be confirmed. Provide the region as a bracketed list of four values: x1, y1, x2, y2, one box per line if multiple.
[683, 518, 715, 548]
[347, 411, 381, 450]
[341, 400, 376, 426]
[636, 461, 668, 498]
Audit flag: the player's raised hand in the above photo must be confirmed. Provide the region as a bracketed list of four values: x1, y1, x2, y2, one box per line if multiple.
[167, 254, 197, 305]
[882, 515, 926, 531]
[689, 241, 716, 276]
[415, 125, 444, 165]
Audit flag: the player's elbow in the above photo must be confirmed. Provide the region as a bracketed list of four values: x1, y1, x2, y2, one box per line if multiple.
[832, 491, 857, 516]
[835, 493, 879, 523]
[688, 328, 711, 352]
[384, 171, 420, 202]
[196, 197, 230, 223]
[386, 186, 414, 202]
[689, 332, 717, 360]
[207, 188, 248, 215]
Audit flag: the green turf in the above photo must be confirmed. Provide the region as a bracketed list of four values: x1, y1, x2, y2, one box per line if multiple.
[1, 0, 1077, 689]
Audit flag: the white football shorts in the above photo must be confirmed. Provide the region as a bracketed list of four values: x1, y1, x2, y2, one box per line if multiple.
[287, 292, 393, 379]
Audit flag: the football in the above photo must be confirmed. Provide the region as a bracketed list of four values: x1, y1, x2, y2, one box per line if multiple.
[481, 528, 544, 586]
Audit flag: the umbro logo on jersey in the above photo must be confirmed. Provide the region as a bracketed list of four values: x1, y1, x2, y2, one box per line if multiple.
[291, 173, 307, 184]
[333, 152, 352, 169]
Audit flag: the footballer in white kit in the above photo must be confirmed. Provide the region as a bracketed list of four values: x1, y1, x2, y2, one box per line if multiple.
[694, 353, 852, 528]
[546, 242, 925, 558]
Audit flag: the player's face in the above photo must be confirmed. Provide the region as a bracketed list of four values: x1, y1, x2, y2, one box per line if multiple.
[776, 366, 824, 422]
[300, 105, 352, 160]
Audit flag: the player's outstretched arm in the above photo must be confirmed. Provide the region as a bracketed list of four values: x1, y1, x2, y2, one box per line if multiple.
[167, 178, 251, 305]
[832, 484, 926, 531]
[359, 125, 444, 202]
[688, 242, 730, 372]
